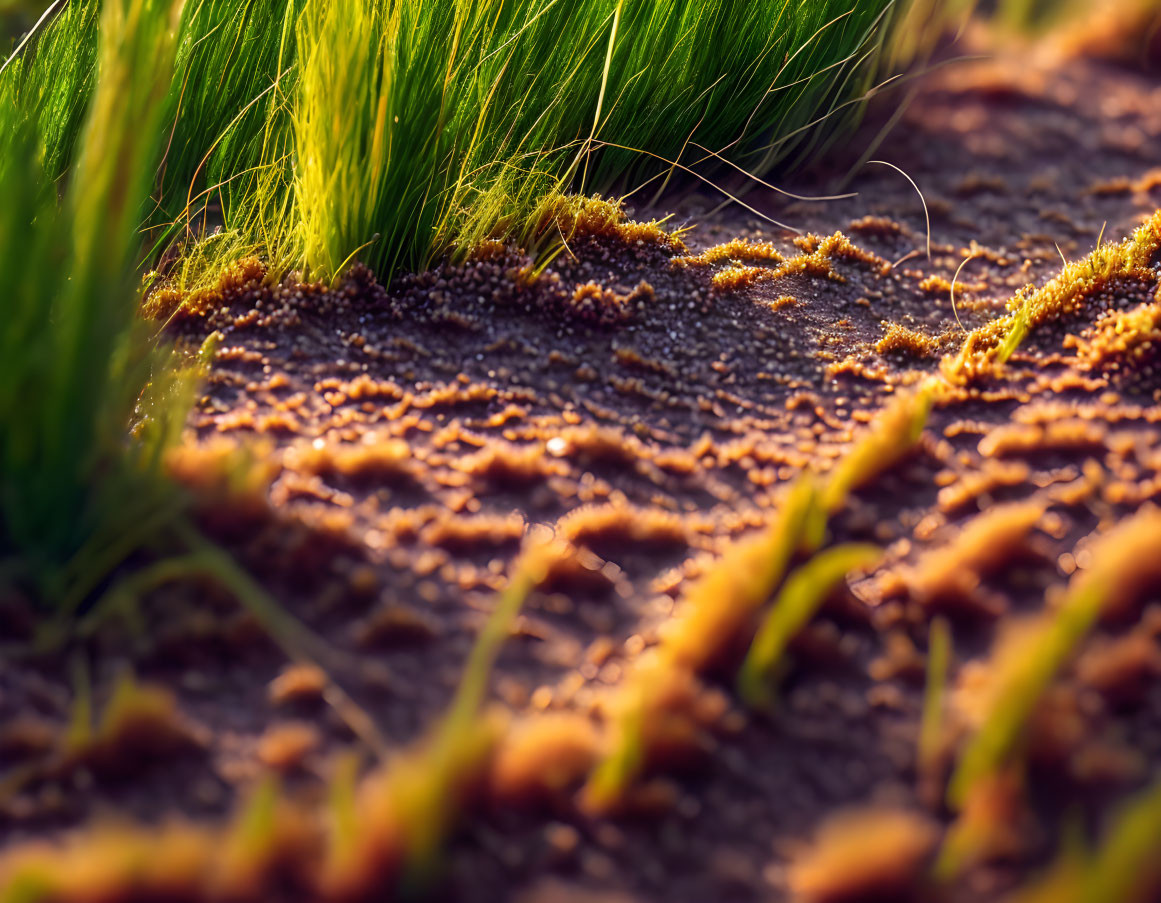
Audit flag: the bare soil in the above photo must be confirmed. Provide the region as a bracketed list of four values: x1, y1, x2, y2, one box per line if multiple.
[7, 40, 1161, 903]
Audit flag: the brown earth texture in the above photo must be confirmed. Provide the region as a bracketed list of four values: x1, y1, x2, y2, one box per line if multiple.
[7, 30, 1161, 903]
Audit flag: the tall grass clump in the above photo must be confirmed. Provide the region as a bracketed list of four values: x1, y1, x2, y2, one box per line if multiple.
[293, 0, 400, 278]
[293, 0, 907, 279]
[6, 1, 934, 284]
[159, 0, 303, 225]
[0, 0, 186, 608]
[0, 0, 99, 179]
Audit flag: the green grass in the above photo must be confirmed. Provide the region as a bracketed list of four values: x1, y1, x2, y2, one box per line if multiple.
[584, 378, 933, 809]
[945, 585, 1101, 811]
[1080, 777, 1161, 903]
[583, 473, 824, 812]
[918, 616, 952, 780]
[1005, 774, 1161, 903]
[1, 0, 98, 179]
[388, 533, 557, 882]
[289, 0, 906, 278]
[0, 0, 343, 676]
[4, 0, 914, 286]
[737, 543, 881, 708]
[938, 506, 1161, 883]
[0, 0, 185, 608]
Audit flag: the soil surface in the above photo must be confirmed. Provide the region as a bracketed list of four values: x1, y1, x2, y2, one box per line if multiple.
[7, 38, 1161, 903]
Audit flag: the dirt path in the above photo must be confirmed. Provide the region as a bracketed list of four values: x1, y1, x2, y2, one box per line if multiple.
[6, 42, 1161, 903]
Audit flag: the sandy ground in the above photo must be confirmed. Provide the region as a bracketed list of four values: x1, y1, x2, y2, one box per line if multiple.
[6, 38, 1161, 903]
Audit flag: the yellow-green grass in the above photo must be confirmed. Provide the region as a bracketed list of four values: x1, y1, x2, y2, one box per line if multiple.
[945, 211, 1161, 383]
[1005, 775, 1161, 903]
[737, 543, 882, 708]
[918, 616, 952, 787]
[0, 0, 185, 607]
[936, 508, 1161, 883]
[585, 387, 932, 809]
[5, 0, 912, 285]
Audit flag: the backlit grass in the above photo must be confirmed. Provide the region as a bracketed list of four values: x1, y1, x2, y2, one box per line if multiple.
[936, 508, 1161, 879]
[4, 0, 912, 286]
[945, 211, 1161, 383]
[0, 0, 184, 608]
[737, 542, 882, 708]
[291, 0, 913, 277]
[585, 387, 932, 810]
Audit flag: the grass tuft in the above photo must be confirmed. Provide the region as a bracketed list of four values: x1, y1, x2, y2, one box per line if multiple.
[0, 0, 185, 607]
[947, 507, 1161, 811]
[737, 543, 882, 708]
[9, 0, 911, 285]
[945, 211, 1161, 383]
